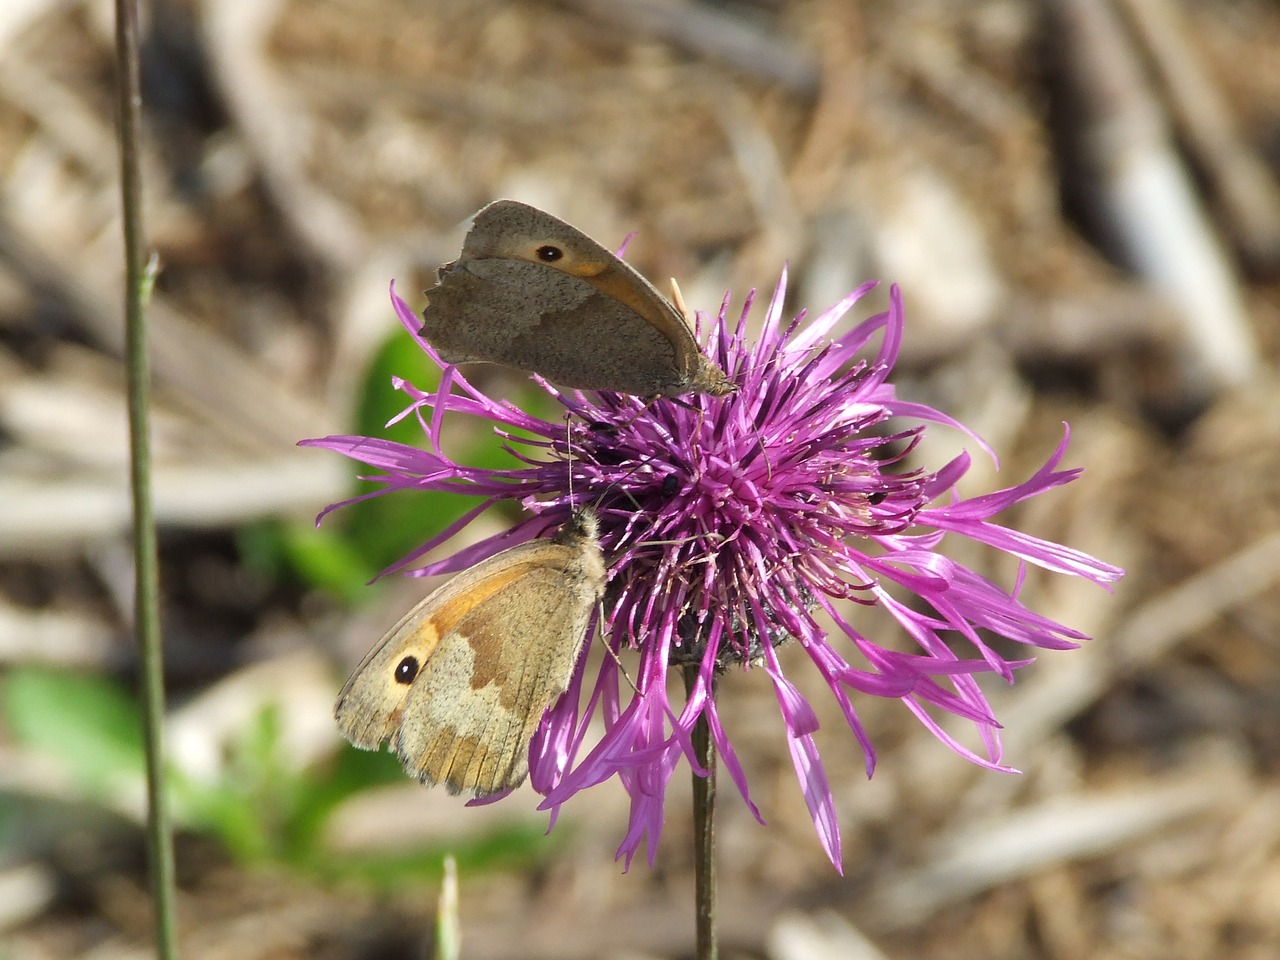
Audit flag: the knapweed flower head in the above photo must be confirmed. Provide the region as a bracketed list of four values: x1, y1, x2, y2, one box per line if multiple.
[303, 271, 1122, 871]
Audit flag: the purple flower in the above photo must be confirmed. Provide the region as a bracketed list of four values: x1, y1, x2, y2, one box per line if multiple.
[302, 271, 1123, 872]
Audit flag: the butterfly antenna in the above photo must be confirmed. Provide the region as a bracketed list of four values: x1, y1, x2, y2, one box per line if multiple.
[563, 412, 587, 509]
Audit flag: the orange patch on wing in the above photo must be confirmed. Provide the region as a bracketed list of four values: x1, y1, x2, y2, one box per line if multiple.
[581, 271, 683, 345]
[423, 558, 547, 638]
[399, 620, 443, 666]
[554, 257, 608, 279]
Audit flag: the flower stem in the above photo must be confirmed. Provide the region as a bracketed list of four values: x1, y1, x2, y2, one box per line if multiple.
[115, 1, 178, 957]
[684, 663, 718, 960]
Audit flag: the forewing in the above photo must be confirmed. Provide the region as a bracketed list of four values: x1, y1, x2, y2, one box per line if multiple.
[395, 565, 597, 795]
[333, 543, 564, 753]
[426, 199, 728, 395]
[462, 259, 688, 393]
[332, 599, 445, 751]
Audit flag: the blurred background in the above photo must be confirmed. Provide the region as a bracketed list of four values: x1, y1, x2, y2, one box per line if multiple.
[2, 0, 1280, 957]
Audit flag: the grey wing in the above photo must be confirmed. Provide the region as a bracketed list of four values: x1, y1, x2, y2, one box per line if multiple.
[423, 259, 682, 393]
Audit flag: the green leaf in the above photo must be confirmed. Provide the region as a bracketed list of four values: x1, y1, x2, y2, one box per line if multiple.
[283, 323, 573, 598]
[1, 668, 143, 789]
[354, 326, 442, 445]
[282, 744, 406, 855]
[274, 520, 380, 605]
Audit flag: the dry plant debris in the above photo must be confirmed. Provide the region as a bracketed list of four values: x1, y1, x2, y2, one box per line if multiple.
[1, 0, 1279, 958]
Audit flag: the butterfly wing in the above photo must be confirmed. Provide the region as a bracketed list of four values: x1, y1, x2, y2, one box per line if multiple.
[421, 199, 732, 396]
[395, 562, 598, 794]
[425, 257, 689, 394]
[334, 514, 605, 797]
[333, 597, 445, 752]
[334, 541, 572, 753]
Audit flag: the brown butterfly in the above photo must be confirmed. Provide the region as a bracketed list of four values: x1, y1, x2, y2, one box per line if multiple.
[420, 199, 734, 397]
[334, 509, 605, 795]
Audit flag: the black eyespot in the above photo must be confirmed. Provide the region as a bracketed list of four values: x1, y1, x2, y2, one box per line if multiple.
[868, 492, 887, 505]
[536, 244, 564, 262]
[394, 656, 420, 684]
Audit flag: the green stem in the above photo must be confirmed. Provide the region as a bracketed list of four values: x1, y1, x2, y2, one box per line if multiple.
[684, 664, 717, 960]
[115, 2, 178, 957]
